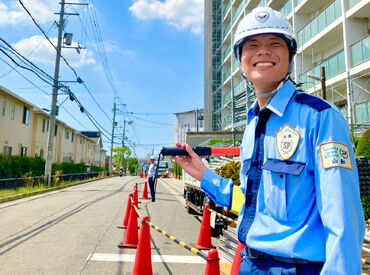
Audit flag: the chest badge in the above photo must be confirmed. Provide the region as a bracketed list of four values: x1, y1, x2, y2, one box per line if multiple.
[275, 124, 300, 160]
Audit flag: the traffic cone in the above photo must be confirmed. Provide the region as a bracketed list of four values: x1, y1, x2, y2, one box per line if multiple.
[133, 185, 140, 208]
[204, 249, 220, 275]
[117, 194, 133, 229]
[141, 181, 149, 199]
[140, 172, 143, 178]
[132, 216, 152, 275]
[230, 241, 246, 275]
[118, 204, 138, 249]
[191, 204, 214, 250]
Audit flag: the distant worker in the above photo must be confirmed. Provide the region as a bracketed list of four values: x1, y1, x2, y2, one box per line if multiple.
[147, 156, 157, 202]
[173, 7, 364, 275]
[144, 161, 150, 178]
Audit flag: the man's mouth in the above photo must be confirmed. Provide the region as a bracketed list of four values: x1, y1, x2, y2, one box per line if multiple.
[254, 62, 275, 67]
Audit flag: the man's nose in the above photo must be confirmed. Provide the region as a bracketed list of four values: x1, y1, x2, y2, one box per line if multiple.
[257, 45, 271, 55]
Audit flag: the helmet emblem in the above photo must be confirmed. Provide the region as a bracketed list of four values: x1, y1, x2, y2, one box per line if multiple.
[255, 11, 270, 23]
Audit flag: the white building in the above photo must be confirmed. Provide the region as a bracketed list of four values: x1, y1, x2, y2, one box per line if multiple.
[174, 109, 205, 144]
[204, 0, 369, 134]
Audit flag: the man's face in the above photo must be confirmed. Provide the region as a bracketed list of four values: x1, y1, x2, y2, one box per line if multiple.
[150, 159, 154, 163]
[240, 34, 289, 92]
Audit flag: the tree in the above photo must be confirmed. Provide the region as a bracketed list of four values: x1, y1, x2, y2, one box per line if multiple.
[355, 129, 370, 159]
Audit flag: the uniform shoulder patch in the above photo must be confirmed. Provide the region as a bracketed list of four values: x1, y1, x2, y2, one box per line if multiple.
[319, 142, 353, 170]
[294, 92, 331, 112]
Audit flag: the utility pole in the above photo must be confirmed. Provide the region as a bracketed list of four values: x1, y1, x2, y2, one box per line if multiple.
[109, 100, 117, 174]
[120, 118, 126, 170]
[44, 0, 65, 186]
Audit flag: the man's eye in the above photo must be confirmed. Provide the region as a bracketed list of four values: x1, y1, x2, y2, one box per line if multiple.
[272, 42, 282, 46]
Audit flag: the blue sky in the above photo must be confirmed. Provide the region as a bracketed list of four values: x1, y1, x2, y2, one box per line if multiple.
[0, 0, 204, 159]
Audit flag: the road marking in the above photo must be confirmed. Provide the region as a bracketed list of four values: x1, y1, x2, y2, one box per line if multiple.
[88, 253, 206, 264]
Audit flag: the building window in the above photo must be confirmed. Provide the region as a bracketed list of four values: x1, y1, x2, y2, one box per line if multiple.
[42, 119, 46, 133]
[2, 100, 6, 116]
[54, 124, 58, 136]
[355, 102, 369, 124]
[20, 146, 27, 157]
[47, 120, 49, 132]
[71, 132, 74, 142]
[65, 130, 69, 139]
[40, 149, 44, 158]
[3, 146, 12, 156]
[11, 104, 15, 120]
[22, 106, 29, 125]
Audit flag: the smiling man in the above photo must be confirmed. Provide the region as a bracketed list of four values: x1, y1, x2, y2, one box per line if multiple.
[173, 7, 365, 275]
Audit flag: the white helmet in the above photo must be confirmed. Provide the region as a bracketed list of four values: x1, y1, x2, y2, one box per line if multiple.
[150, 155, 155, 160]
[233, 7, 297, 64]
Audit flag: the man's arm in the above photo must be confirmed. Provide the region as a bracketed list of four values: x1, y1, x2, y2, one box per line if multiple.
[313, 108, 365, 274]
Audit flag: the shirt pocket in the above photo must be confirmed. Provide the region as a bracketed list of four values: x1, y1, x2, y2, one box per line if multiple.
[261, 158, 306, 221]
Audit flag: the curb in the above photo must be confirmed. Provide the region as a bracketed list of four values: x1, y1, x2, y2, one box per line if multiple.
[0, 176, 114, 204]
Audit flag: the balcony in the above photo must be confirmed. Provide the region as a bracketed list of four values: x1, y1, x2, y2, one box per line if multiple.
[223, 21, 231, 38]
[223, 44, 232, 61]
[280, 0, 292, 17]
[350, 35, 370, 67]
[234, 80, 246, 96]
[297, 0, 341, 48]
[223, 91, 232, 105]
[233, 2, 244, 24]
[223, 66, 232, 83]
[223, 0, 232, 18]
[299, 49, 345, 90]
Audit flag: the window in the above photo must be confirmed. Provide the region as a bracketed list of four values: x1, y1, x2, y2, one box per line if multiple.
[47, 120, 49, 132]
[22, 106, 29, 125]
[355, 102, 368, 123]
[42, 119, 46, 133]
[11, 104, 15, 120]
[3, 146, 12, 156]
[54, 124, 58, 136]
[71, 132, 74, 142]
[339, 106, 347, 121]
[40, 149, 44, 158]
[2, 100, 6, 116]
[65, 130, 69, 139]
[20, 146, 27, 157]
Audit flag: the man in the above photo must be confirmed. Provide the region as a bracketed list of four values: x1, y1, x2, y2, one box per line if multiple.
[147, 156, 157, 202]
[173, 7, 364, 274]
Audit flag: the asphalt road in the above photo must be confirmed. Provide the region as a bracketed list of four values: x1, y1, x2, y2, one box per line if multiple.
[0, 176, 227, 275]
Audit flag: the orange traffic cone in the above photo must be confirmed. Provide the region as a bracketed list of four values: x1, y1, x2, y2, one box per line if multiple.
[132, 216, 152, 275]
[204, 249, 220, 275]
[191, 204, 214, 250]
[117, 194, 133, 229]
[140, 172, 143, 178]
[141, 181, 149, 199]
[133, 185, 140, 208]
[118, 204, 138, 249]
[230, 241, 246, 275]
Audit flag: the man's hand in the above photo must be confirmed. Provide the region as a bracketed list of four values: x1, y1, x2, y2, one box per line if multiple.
[171, 143, 207, 181]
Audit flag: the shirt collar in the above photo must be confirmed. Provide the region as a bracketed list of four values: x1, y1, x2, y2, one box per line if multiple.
[247, 79, 296, 123]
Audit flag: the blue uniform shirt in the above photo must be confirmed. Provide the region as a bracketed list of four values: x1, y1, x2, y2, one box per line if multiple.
[200, 79, 365, 274]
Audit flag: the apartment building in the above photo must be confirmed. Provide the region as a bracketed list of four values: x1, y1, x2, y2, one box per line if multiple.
[0, 85, 106, 167]
[174, 108, 205, 144]
[204, 0, 369, 134]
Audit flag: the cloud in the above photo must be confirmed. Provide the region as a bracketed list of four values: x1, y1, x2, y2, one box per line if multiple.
[0, 0, 57, 26]
[12, 35, 96, 67]
[129, 0, 204, 35]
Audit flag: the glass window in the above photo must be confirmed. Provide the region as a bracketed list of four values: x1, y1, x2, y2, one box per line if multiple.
[348, 0, 357, 9]
[54, 124, 58, 136]
[21, 147, 27, 157]
[337, 51, 345, 73]
[2, 100, 6, 116]
[71, 132, 74, 142]
[11, 104, 15, 120]
[328, 55, 338, 77]
[22, 106, 29, 125]
[355, 103, 367, 123]
[311, 17, 318, 37]
[351, 41, 362, 66]
[42, 119, 45, 133]
[363, 36, 369, 61]
[318, 11, 326, 32]
[326, 3, 335, 26]
[3, 146, 12, 156]
[368, 102, 370, 122]
[334, 0, 342, 18]
[40, 149, 44, 158]
[340, 106, 347, 121]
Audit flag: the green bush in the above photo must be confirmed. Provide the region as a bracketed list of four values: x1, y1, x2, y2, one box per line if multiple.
[355, 129, 370, 159]
[0, 155, 45, 179]
[52, 162, 86, 175]
[361, 197, 370, 221]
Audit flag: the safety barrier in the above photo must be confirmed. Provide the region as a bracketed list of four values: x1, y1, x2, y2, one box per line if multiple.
[117, 181, 370, 274]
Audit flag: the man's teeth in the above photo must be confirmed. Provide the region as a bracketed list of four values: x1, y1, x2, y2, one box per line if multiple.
[255, 62, 273, 67]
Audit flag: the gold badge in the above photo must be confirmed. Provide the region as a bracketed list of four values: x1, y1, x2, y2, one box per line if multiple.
[275, 124, 300, 160]
[319, 142, 352, 170]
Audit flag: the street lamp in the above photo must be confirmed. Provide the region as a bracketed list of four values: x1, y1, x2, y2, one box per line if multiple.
[307, 66, 326, 100]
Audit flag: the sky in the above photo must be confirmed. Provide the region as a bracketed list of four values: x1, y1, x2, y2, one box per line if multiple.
[0, 0, 204, 159]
